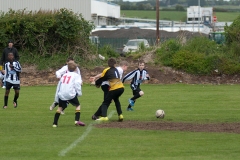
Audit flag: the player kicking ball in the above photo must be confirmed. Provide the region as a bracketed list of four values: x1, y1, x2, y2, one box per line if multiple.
[52, 62, 85, 127]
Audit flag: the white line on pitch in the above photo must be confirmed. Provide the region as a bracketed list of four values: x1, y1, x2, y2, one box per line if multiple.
[58, 110, 115, 157]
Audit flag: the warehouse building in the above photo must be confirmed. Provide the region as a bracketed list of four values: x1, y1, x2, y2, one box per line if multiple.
[0, 0, 120, 26]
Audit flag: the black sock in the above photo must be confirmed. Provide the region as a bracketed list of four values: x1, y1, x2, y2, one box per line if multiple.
[75, 110, 80, 121]
[4, 96, 8, 106]
[14, 94, 19, 102]
[53, 112, 61, 125]
[127, 104, 132, 109]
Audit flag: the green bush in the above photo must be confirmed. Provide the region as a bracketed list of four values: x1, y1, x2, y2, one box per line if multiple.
[0, 8, 99, 69]
[155, 39, 181, 66]
[98, 45, 120, 59]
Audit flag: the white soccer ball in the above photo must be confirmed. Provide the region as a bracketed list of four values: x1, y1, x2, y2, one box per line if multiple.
[156, 109, 165, 119]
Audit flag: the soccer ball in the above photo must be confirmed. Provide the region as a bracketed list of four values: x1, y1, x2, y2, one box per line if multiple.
[156, 109, 165, 119]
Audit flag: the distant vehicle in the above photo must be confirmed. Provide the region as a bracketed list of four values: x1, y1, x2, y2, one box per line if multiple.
[122, 39, 149, 55]
[208, 32, 225, 44]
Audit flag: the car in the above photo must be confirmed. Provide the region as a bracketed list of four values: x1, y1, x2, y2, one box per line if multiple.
[122, 39, 149, 55]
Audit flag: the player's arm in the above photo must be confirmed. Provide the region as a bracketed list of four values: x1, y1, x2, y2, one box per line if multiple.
[12, 61, 22, 72]
[89, 73, 102, 82]
[56, 66, 67, 78]
[122, 70, 136, 83]
[75, 75, 82, 96]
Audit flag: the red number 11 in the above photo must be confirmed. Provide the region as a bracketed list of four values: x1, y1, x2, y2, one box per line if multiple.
[62, 75, 71, 84]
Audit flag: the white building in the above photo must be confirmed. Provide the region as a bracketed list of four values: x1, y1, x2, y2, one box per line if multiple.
[187, 6, 213, 24]
[0, 0, 120, 26]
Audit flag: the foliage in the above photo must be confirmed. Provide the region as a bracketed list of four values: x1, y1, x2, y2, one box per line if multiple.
[98, 45, 120, 59]
[155, 35, 240, 75]
[224, 15, 240, 54]
[0, 8, 97, 69]
[155, 39, 181, 66]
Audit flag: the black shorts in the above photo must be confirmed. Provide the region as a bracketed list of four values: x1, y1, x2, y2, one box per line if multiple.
[6, 82, 20, 90]
[59, 95, 80, 109]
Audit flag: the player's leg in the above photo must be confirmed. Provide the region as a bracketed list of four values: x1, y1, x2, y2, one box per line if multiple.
[13, 84, 20, 108]
[3, 82, 12, 109]
[127, 88, 142, 110]
[50, 82, 60, 111]
[95, 92, 113, 121]
[92, 84, 109, 120]
[69, 96, 85, 126]
[112, 88, 124, 121]
[52, 98, 66, 127]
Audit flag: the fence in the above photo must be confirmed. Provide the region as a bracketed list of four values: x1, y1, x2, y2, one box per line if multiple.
[98, 37, 172, 53]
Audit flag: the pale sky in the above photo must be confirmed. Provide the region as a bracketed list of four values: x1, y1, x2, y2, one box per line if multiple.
[123, 0, 146, 2]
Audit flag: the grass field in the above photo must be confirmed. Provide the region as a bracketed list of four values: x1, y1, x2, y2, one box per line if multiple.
[1, 84, 240, 160]
[121, 10, 240, 22]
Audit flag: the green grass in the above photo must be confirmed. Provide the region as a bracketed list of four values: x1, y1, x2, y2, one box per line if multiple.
[121, 10, 240, 22]
[1, 84, 240, 159]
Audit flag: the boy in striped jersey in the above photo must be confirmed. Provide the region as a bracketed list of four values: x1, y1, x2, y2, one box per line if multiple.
[122, 61, 150, 111]
[52, 62, 85, 127]
[3, 52, 22, 109]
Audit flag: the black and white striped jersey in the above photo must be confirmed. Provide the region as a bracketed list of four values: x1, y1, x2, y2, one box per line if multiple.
[4, 60, 22, 84]
[122, 69, 149, 90]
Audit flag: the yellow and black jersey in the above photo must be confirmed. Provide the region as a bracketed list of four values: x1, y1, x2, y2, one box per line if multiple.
[96, 67, 124, 91]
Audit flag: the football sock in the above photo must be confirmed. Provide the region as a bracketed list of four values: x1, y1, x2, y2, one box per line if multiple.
[127, 104, 132, 109]
[14, 94, 19, 102]
[53, 111, 61, 125]
[4, 96, 8, 106]
[75, 110, 80, 121]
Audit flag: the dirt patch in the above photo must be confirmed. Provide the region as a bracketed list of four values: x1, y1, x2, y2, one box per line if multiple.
[95, 121, 240, 134]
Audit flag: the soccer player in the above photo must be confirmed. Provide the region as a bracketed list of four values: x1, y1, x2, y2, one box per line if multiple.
[122, 61, 150, 111]
[92, 58, 125, 121]
[49, 57, 82, 114]
[90, 61, 128, 121]
[3, 52, 22, 109]
[52, 61, 85, 127]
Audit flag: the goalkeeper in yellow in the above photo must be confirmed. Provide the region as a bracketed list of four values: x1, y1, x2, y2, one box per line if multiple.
[93, 58, 124, 121]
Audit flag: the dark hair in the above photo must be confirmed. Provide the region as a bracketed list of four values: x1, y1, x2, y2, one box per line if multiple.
[68, 62, 77, 72]
[8, 39, 14, 44]
[108, 58, 116, 67]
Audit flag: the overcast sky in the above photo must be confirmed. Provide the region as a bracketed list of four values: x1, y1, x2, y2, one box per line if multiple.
[123, 0, 145, 2]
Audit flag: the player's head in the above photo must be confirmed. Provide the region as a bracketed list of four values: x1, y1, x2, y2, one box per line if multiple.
[108, 58, 116, 67]
[119, 60, 128, 71]
[138, 60, 145, 71]
[66, 57, 74, 64]
[8, 39, 14, 48]
[7, 52, 14, 62]
[68, 61, 77, 72]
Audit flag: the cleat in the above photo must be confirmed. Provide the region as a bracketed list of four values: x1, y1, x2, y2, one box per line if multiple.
[128, 99, 135, 107]
[2, 86, 6, 89]
[92, 115, 98, 120]
[127, 107, 134, 111]
[52, 124, 57, 128]
[96, 117, 109, 121]
[13, 101, 17, 108]
[60, 111, 65, 115]
[118, 114, 123, 122]
[75, 121, 85, 126]
[3, 106, 7, 109]
[49, 102, 56, 111]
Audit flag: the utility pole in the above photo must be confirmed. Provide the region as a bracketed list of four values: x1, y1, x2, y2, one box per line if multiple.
[198, 0, 200, 32]
[156, 0, 160, 45]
